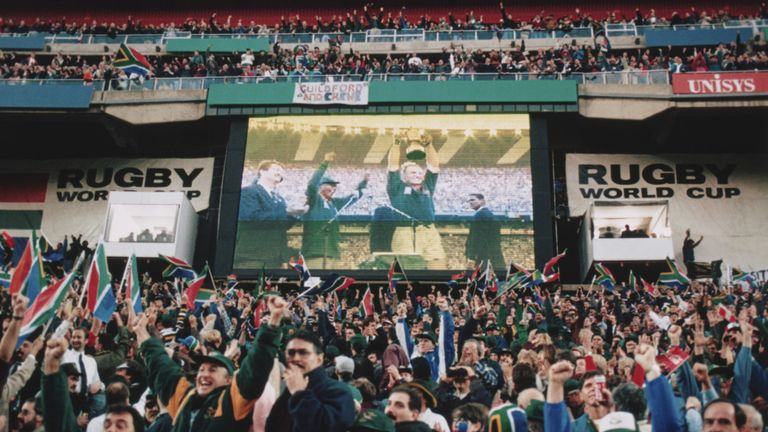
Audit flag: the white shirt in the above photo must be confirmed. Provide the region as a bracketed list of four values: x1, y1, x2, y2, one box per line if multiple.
[241, 53, 255, 66]
[419, 408, 449, 431]
[63, 349, 102, 393]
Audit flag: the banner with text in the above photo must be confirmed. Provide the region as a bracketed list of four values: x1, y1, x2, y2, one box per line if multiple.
[672, 72, 768, 95]
[566, 154, 768, 270]
[0, 158, 214, 244]
[292, 81, 369, 105]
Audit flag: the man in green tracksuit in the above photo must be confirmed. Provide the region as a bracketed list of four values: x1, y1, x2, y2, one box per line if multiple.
[42, 296, 286, 432]
[134, 295, 287, 432]
[302, 152, 368, 269]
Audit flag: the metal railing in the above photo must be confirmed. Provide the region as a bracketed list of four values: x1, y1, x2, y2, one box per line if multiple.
[10, 69, 768, 92]
[3, 18, 766, 47]
[0, 70, 677, 91]
[605, 18, 767, 38]
[1, 27, 595, 47]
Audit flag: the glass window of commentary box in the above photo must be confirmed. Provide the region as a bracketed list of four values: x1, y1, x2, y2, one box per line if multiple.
[105, 204, 179, 243]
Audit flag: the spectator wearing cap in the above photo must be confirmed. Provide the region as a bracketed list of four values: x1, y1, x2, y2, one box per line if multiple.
[114, 359, 147, 406]
[265, 329, 356, 432]
[435, 367, 492, 421]
[335, 355, 364, 406]
[302, 152, 368, 269]
[133, 296, 287, 432]
[384, 385, 431, 432]
[404, 379, 449, 431]
[395, 298, 455, 383]
[487, 401, 528, 432]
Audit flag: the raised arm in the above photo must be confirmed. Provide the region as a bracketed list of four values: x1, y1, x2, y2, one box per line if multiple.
[425, 141, 440, 173]
[134, 313, 187, 413]
[544, 361, 574, 432]
[387, 141, 401, 172]
[42, 337, 80, 432]
[635, 343, 683, 432]
[234, 296, 285, 400]
[0, 295, 28, 362]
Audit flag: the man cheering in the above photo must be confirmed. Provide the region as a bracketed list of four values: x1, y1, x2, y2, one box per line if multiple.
[135, 295, 287, 431]
[387, 132, 446, 269]
[265, 329, 356, 432]
[302, 152, 368, 269]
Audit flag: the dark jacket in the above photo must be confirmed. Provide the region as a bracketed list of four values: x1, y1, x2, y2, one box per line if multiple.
[265, 365, 356, 432]
[466, 207, 505, 268]
[140, 325, 282, 432]
[395, 421, 433, 432]
[41, 371, 79, 432]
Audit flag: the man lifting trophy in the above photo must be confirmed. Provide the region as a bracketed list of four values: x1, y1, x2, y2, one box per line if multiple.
[386, 129, 446, 269]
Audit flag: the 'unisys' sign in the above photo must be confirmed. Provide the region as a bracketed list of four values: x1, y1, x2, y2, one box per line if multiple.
[672, 72, 768, 95]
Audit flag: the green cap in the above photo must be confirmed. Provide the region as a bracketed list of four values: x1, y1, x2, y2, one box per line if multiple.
[415, 332, 436, 344]
[199, 352, 235, 375]
[404, 379, 438, 408]
[525, 399, 544, 422]
[351, 409, 395, 432]
[565, 379, 581, 395]
[319, 176, 340, 185]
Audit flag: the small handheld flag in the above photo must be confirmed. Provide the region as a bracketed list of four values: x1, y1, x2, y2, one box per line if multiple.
[84, 243, 117, 322]
[360, 287, 374, 318]
[186, 264, 216, 309]
[120, 254, 142, 314]
[160, 254, 197, 280]
[658, 257, 691, 289]
[289, 254, 311, 285]
[594, 263, 616, 290]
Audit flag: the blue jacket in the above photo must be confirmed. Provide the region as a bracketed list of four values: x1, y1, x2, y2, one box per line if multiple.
[543, 374, 683, 432]
[265, 366, 356, 432]
[396, 310, 455, 382]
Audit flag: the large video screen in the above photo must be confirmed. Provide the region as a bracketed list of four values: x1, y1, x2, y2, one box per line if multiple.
[234, 114, 534, 272]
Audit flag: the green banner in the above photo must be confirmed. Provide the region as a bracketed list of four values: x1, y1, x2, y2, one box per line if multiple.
[207, 79, 577, 106]
[166, 37, 269, 54]
[0, 210, 42, 230]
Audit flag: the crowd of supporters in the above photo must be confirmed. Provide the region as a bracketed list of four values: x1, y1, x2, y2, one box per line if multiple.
[0, 246, 767, 432]
[2, 35, 767, 84]
[2, 4, 768, 36]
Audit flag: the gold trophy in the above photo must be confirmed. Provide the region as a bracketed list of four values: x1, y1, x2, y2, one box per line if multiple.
[396, 128, 432, 161]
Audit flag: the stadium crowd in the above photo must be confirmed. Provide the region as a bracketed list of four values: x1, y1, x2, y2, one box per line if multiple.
[1, 4, 767, 36]
[0, 231, 767, 432]
[2, 36, 767, 85]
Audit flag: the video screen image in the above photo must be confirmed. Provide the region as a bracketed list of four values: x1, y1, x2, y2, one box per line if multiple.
[234, 114, 534, 272]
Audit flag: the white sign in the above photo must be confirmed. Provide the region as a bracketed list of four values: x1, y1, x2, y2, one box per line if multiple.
[566, 154, 768, 271]
[0, 158, 214, 244]
[292, 81, 369, 105]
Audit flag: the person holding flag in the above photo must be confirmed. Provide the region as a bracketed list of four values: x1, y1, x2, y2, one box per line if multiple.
[395, 295, 455, 382]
